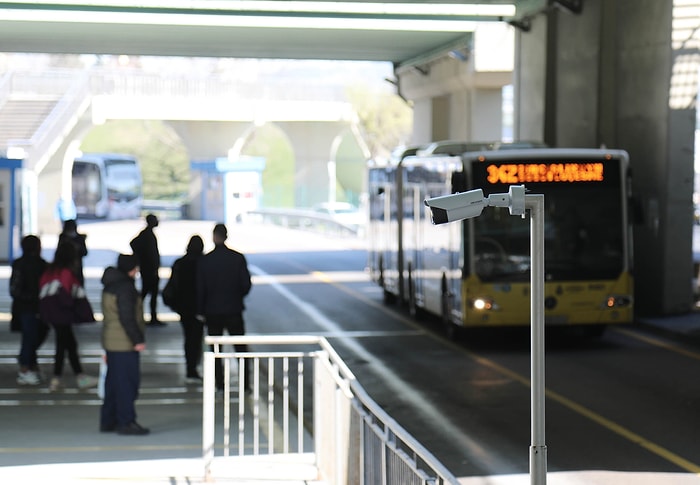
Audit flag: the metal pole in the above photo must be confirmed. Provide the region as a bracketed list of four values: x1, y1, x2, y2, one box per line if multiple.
[526, 194, 547, 485]
[202, 351, 215, 482]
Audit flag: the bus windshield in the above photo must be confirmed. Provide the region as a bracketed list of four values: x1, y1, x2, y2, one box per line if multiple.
[105, 160, 141, 201]
[471, 159, 625, 282]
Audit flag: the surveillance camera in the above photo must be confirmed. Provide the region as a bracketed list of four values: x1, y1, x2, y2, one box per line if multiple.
[424, 189, 486, 224]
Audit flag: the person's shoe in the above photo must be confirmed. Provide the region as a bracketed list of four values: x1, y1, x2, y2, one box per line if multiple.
[147, 318, 166, 327]
[76, 374, 99, 389]
[100, 423, 116, 432]
[117, 421, 150, 435]
[185, 374, 203, 384]
[49, 377, 62, 392]
[17, 370, 40, 386]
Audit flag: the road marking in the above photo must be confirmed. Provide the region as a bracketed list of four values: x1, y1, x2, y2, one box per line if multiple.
[463, 345, 700, 474]
[613, 327, 700, 361]
[249, 265, 518, 473]
[307, 268, 700, 475]
[544, 388, 700, 473]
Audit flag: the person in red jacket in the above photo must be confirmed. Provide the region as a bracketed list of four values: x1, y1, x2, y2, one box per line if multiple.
[39, 241, 98, 392]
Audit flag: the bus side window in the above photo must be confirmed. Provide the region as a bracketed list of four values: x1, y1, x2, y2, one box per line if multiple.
[451, 171, 466, 193]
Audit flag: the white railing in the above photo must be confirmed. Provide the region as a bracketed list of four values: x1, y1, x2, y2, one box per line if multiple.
[203, 335, 460, 485]
[249, 208, 365, 236]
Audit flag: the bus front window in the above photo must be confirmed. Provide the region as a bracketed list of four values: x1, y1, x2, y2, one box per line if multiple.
[105, 162, 141, 201]
[473, 185, 623, 282]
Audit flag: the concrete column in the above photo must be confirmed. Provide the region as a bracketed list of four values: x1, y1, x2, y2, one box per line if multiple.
[35, 117, 94, 235]
[277, 121, 352, 207]
[398, 24, 512, 145]
[515, 0, 699, 315]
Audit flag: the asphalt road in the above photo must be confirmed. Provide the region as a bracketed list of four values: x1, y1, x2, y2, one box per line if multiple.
[2, 219, 700, 484]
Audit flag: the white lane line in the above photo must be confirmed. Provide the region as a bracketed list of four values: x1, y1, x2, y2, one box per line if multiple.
[249, 264, 516, 472]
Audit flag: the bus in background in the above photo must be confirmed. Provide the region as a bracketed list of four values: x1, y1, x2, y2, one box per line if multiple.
[368, 148, 633, 338]
[72, 153, 143, 219]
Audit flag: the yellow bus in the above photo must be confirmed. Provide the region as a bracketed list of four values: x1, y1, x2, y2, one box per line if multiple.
[367, 148, 633, 338]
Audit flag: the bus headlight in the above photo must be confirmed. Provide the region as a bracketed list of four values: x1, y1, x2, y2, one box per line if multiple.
[604, 295, 632, 308]
[471, 297, 498, 311]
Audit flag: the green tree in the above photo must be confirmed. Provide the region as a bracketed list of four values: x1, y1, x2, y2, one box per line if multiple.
[241, 124, 296, 208]
[346, 84, 413, 162]
[80, 120, 189, 200]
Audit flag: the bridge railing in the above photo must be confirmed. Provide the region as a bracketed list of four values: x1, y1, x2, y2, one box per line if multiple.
[203, 335, 460, 485]
[140, 200, 366, 237]
[88, 67, 348, 101]
[248, 208, 365, 236]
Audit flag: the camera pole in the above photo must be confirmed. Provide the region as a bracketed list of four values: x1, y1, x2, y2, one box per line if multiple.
[425, 185, 547, 484]
[527, 193, 547, 485]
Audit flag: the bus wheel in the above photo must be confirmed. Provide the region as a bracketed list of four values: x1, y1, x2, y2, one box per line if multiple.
[408, 273, 418, 318]
[441, 284, 459, 340]
[383, 288, 396, 305]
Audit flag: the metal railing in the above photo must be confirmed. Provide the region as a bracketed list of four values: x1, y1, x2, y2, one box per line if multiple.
[248, 208, 365, 236]
[203, 335, 460, 485]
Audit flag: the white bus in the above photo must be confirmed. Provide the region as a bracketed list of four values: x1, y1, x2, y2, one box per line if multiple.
[72, 153, 143, 219]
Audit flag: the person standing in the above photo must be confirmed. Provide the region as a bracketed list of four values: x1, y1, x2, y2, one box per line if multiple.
[58, 219, 88, 285]
[168, 235, 205, 383]
[100, 254, 149, 435]
[39, 241, 98, 392]
[197, 223, 252, 391]
[11, 235, 49, 385]
[130, 213, 163, 326]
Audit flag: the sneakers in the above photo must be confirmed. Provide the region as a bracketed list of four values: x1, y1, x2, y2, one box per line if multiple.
[185, 374, 202, 384]
[76, 374, 99, 389]
[117, 421, 150, 435]
[17, 370, 41, 386]
[49, 377, 62, 392]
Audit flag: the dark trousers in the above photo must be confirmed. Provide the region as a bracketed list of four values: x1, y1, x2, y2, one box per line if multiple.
[205, 313, 249, 390]
[141, 272, 160, 320]
[53, 324, 83, 377]
[18, 312, 49, 369]
[101, 351, 140, 428]
[180, 312, 204, 376]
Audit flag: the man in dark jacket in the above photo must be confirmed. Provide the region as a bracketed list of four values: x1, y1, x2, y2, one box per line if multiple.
[169, 235, 204, 383]
[100, 254, 149, 435]
[130, 213, 162, 326]
[197, 223, 252, 391]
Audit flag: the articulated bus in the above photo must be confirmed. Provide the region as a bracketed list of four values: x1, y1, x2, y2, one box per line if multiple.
[72, 153, 143, 219]
[368, 148, 633, 337]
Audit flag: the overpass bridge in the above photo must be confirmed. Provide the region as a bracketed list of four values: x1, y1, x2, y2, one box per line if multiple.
[0, 65, 374, 238]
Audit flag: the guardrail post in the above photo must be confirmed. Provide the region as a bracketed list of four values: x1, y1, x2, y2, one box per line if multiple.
[202, 350, 215, 482]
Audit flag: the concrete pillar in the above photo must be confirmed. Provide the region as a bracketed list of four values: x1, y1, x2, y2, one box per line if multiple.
[34, 117, 94, 235]
[398, 24, 512, 145]
[277, 121, 352, 207]
[515, 0, 699, 315]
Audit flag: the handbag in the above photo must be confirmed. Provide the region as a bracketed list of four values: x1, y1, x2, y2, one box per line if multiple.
[162, 261, 179, 311]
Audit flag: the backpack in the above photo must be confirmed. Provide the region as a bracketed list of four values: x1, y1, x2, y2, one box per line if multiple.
[162, 261, 179, 311]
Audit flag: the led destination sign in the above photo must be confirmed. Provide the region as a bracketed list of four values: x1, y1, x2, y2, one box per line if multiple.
[485, 162, 604, 184]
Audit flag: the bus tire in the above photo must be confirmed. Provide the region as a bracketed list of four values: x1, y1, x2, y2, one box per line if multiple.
[441, 276, 460, 340]
[407, 268, 418, 318]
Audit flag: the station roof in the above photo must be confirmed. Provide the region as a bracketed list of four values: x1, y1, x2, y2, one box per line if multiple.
[0, 1, 516, 68]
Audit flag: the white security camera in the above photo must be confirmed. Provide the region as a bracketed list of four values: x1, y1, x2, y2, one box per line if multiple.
[424, 188, 486, 224]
